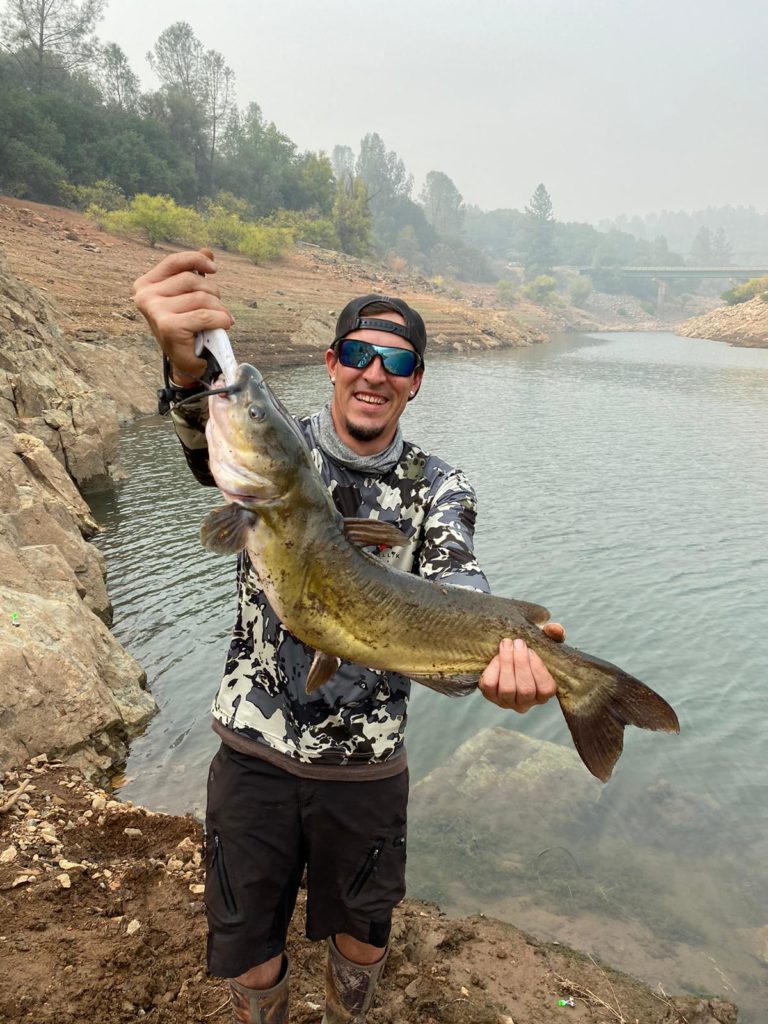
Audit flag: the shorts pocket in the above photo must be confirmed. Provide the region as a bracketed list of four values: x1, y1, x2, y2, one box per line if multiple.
[205, 831, 243, 925]
[345, 832, 407, 912]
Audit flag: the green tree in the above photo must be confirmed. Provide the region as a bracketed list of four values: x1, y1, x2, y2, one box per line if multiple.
[420, 170, 465, 238]
[99, 42, 140, 111]
[522, 183, 557, 278]
[331, 144, 354, 183]
[332, 177, 370, 258]
[146, 21, 204, 98]
[1, 0, 106, 91]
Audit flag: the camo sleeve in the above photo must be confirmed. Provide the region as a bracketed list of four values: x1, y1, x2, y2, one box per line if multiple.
[417, 468, 490, 593]
[169, 394, 216, 487]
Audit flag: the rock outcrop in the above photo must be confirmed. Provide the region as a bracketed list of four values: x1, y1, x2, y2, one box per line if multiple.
[0, 250, 157, 777]
[678, 295, 768, 347]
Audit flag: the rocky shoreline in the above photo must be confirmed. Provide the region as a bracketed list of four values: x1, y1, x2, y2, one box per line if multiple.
[677, 295, 768, 348]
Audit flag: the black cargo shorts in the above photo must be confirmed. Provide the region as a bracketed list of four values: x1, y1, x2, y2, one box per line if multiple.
[204, 743, 408, 978]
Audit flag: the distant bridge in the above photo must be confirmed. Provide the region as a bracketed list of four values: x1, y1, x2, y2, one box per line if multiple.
[576, 265, 768, 312]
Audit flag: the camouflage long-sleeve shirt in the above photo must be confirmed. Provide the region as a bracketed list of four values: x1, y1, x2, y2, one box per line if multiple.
[171, 395, 489, 776]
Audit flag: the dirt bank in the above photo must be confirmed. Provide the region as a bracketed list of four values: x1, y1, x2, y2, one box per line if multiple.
[0, 758, 737, 1024]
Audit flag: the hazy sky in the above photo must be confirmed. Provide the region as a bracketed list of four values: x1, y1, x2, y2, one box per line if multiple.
[99, 0, 767, 223]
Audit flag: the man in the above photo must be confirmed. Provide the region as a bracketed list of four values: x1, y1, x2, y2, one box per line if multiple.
[133, 249, 563, 1024]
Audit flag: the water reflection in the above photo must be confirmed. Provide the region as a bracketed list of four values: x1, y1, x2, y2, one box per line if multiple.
[89, 332, 768, 1020]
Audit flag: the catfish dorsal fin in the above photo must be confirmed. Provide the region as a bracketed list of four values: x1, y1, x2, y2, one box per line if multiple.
[200, 503, 260, 554]
[343, 518, 408, 548]
[306, 650, 341, 693]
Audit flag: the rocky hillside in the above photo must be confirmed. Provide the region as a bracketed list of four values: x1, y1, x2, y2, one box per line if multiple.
[0, 250, 157, 777]
[678, 295, 768, 347]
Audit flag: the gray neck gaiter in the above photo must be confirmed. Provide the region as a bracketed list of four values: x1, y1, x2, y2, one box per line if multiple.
[311, 404, 404, 475]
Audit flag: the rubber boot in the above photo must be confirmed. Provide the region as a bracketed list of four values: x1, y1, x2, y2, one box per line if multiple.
[322, 938, 388, 1024]
[229, 956, 290, 1024]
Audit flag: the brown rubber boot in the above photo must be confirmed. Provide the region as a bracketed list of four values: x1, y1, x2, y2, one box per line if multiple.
[229, 956, 290, 1024]
[322, 939, 388, 1024]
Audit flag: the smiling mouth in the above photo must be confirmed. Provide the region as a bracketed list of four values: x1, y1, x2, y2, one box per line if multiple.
[354, 393, 387, 406]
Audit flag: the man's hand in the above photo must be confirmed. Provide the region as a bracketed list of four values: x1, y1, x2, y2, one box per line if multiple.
[479, 624, 564, 712]
[132, 248, 235, 385]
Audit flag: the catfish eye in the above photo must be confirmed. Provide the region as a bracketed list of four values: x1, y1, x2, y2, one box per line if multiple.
[248, 404, 264, 421]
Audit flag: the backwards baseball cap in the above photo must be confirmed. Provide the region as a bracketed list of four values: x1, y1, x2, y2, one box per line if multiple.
[334, 294, 427, 361]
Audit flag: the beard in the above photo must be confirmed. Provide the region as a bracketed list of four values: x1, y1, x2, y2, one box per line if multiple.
[344, 416, 386, 443]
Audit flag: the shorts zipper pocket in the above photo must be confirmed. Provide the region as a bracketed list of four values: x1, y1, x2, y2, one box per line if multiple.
[348, 839, 385, 900]
[211, 833, 237, 916]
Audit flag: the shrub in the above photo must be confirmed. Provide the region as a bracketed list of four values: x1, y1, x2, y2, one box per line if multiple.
[60, 179, 126, 212]
[567, 275, 592, 307]
[522, 275, 557, 305]
[496, 279, 520, 304]
[264, 209, 338, 249]
[201, 206, 247, 252]
[236, 224, 293, 265]
[91, 194, 205, 248]
[722, 275, 768, 305]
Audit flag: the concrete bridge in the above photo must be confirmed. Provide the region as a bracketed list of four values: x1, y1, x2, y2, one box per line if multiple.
[577, 265, 768, 312]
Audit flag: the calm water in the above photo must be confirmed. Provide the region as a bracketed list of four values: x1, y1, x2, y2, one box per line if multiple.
[88, 332, 768, 1019]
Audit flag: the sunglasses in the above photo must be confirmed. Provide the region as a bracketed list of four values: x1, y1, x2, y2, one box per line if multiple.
[335, 339, 422, 377]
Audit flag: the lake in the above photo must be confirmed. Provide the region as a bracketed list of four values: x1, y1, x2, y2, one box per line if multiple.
[88, 331, 768, 1020]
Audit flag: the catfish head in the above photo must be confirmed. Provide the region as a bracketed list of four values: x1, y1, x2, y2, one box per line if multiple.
[205, 363, 308, 509]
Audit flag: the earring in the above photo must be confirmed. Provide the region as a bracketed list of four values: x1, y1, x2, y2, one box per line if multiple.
[330, 377, 335, 384]
[409, 390, 415, 396]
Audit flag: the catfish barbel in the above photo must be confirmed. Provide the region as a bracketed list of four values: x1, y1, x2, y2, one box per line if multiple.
[200, 363, 679, 782]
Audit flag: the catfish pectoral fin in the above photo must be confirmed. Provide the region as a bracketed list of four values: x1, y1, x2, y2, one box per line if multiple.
[306, 650, 341, 693]
[200, 503, 260, 554]
[343, 518, 408, 548]
[408, 672, 480, 698]
[557, 667, 680, 783]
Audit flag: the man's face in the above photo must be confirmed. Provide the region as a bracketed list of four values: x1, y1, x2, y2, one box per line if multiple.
[325, 312, 424, 453]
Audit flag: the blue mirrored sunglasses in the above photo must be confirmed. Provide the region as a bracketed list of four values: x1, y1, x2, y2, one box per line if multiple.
[336, 339, 421, 377]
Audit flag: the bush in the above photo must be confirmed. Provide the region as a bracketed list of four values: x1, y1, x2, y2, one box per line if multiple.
[236, 224, 293, 265]
[60, 179, 126, 212]
[91, 194, 205, 248]
[201, 205, 247, 252]
[522, 275, 557, 305]
[722, 275, 768, 305]
[496, 279, 520, 304]
[567, 275, 592, 307]
[264, 209, 338, 249]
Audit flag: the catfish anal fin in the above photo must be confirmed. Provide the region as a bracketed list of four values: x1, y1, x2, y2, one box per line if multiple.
[306, 650, 342, 693]
[200, 503, 260, 555]
[409, 672, 480, 698]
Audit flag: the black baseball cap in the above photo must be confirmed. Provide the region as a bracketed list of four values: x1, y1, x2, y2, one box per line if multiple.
[334, 294, 427, 361]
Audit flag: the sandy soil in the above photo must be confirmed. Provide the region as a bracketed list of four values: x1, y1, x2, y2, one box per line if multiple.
[0, 759, 737, 1024]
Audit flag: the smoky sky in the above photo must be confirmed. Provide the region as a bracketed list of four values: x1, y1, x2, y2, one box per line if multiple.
[99, 0, 768, 223]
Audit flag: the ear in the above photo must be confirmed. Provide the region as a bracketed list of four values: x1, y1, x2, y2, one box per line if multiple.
[407, 367, 424, 401]
[325, 348, 338, 380]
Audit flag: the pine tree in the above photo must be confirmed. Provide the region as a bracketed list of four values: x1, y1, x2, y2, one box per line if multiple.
[523, 183, 557, 278]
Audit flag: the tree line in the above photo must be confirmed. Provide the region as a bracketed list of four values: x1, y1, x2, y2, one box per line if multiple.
[2, 0, 720, 293]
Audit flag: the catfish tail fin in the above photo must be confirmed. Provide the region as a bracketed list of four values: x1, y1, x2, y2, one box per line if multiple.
[550, 645, 679, 782]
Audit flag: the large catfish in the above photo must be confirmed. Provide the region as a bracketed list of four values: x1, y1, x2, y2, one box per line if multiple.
[200, 364, 679, 782]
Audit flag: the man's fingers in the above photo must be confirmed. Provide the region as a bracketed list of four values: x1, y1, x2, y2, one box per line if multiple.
[528, 650, 557, 703]
[135, 249, 217, 289]
[143, 271, 223, 300]
[508, 638, 535, 706]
